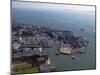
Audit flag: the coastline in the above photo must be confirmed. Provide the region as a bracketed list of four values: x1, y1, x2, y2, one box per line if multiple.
[12, 23, 89, 73]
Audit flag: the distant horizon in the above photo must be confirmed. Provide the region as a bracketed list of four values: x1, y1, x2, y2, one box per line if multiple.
[12, 1, 95, 12]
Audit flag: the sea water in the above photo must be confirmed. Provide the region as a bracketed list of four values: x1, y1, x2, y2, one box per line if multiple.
[12, 1, 96, 71]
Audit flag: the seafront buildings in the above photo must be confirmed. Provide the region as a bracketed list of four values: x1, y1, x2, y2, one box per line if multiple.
[12, 23, 88, 74]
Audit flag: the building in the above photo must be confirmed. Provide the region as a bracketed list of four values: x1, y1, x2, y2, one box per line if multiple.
[59, 43, 72, 55]
[12, 51, 48, 66]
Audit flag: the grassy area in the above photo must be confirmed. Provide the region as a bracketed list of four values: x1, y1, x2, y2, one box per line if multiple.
[12, 63, 39, 74]
[15, 67, 39, 74]
[13, 63, 32, 69]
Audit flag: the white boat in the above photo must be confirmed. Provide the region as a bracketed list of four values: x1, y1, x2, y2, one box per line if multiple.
[71, 55, 77, 59]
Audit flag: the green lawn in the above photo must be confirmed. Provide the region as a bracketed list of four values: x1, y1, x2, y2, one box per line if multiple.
[15, 67, 39, 74]
[13, 63, 32, 69]
[12, 63, 40, 74]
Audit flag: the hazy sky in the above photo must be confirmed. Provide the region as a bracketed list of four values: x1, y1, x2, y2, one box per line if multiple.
[12, 1, 95, 12]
